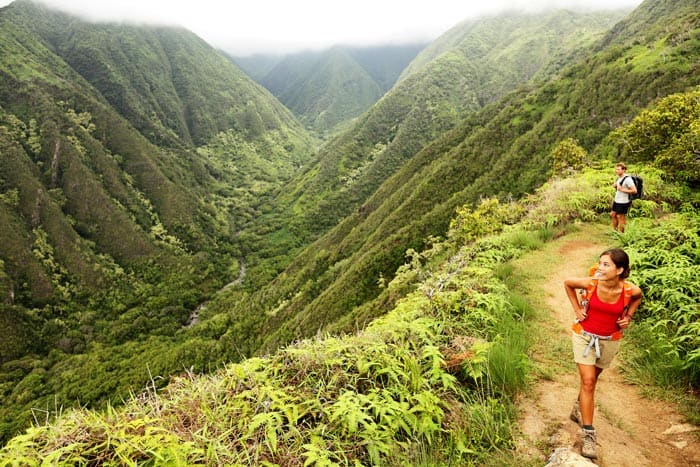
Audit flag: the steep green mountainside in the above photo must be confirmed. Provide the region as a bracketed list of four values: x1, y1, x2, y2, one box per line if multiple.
[12, 1, 303, 148]
[267, 47, 384, 134]
[397, 9, 627, 84]
[230, 9, 624, 287]
[0, 0, 315, 441]
[200, 0, 700, 354]
[278, 10, 627, 241]
[2, 84, 698, 463]
[234, 43, 425, 134]
[0, 0, 313, 307]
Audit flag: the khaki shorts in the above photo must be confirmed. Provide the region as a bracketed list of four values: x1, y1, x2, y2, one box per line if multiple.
[572, 331, 621, 369]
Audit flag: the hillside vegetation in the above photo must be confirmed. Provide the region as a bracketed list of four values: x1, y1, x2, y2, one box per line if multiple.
[2, 84, 698, 461]
[234, 44, 426, 135]
[202, 1, 700, 357]
[0, 0, 315, 442]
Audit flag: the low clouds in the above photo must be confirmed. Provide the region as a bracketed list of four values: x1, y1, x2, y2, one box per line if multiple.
[0, 0, 643, 55]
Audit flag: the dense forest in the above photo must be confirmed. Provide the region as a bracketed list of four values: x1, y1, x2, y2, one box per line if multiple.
[0, 0, 317, 441]
[0, 0, 699, 463]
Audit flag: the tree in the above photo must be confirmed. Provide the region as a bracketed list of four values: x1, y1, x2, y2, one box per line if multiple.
[613, 88, 700, 183]
[550, 137, 588, 178]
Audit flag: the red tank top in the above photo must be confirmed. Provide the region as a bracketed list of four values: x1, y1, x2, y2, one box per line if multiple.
[581, 287, 625, 336]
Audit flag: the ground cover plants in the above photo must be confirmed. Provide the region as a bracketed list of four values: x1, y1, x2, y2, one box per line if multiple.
[619, 214, 700, 393]
[3, 157, 696, 464]
[3, 81, 700, 464]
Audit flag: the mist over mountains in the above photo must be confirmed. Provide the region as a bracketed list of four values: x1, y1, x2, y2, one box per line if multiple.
[232, 43, 427, 134]
[0, 0, 699, 453]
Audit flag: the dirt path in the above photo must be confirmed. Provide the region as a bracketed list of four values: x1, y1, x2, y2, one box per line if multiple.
[512, 225, 700, 466]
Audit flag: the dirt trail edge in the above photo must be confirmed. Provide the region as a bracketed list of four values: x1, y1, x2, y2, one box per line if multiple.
[512, 225, 700, 466]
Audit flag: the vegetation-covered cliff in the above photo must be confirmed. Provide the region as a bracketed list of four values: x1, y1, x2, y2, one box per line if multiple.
[0, 0, 315, 441]
[234, 43, 426, 135]
[0, 0, 698, 460]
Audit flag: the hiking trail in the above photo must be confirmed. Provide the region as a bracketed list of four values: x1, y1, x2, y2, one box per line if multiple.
[512, 224, 700, 466]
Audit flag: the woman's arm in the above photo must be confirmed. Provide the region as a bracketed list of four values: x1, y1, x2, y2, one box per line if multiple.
[626, 285, 643, 318]
[564, 277, 591, 322]
[618, 284, 643, 329]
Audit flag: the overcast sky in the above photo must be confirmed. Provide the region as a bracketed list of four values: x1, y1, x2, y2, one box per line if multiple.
[0, 0, 644, 56]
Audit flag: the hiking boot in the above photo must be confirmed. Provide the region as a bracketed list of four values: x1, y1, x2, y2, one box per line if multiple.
[581, 427, 597, 459]
[570, 399, 582, 426]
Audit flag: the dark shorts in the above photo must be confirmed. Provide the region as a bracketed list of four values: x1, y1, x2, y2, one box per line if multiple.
[611, 202, 631, 214]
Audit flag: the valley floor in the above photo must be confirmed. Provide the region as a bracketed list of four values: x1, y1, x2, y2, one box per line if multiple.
[511, 223, 700, 466]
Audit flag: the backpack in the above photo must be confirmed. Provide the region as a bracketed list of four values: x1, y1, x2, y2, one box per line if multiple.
[573, 264, 634, 340]
[580, 263, 633, 316]
[623, 174, 643, 201]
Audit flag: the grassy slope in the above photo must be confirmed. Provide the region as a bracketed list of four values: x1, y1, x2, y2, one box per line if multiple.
[206, 1, 700, 357]
[2, 164, 696, 464]
[0, 0, 317, 443]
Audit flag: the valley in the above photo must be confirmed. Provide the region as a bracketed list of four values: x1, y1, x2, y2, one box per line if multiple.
[0, 0, 698, 463]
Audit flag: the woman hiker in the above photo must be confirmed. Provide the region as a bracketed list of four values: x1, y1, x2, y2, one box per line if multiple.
[564, 248, 642, 459]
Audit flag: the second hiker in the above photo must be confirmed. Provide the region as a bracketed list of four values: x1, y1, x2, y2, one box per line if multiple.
[610, 162, 637, 232]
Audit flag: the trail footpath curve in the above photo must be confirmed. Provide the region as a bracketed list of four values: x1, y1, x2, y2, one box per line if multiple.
[512, 224, 700, 466]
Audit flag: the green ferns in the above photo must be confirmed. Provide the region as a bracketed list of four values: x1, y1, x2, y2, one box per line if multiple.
[621, 214, 700, 387]
[0, 200, 541, 465]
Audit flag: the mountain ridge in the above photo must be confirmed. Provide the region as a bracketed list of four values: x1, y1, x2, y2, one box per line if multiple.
[233, 43, 426, 134]
[1, 0, 699, 450]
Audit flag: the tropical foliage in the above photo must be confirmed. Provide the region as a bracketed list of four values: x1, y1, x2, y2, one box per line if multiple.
[1, 0, 700, 460]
